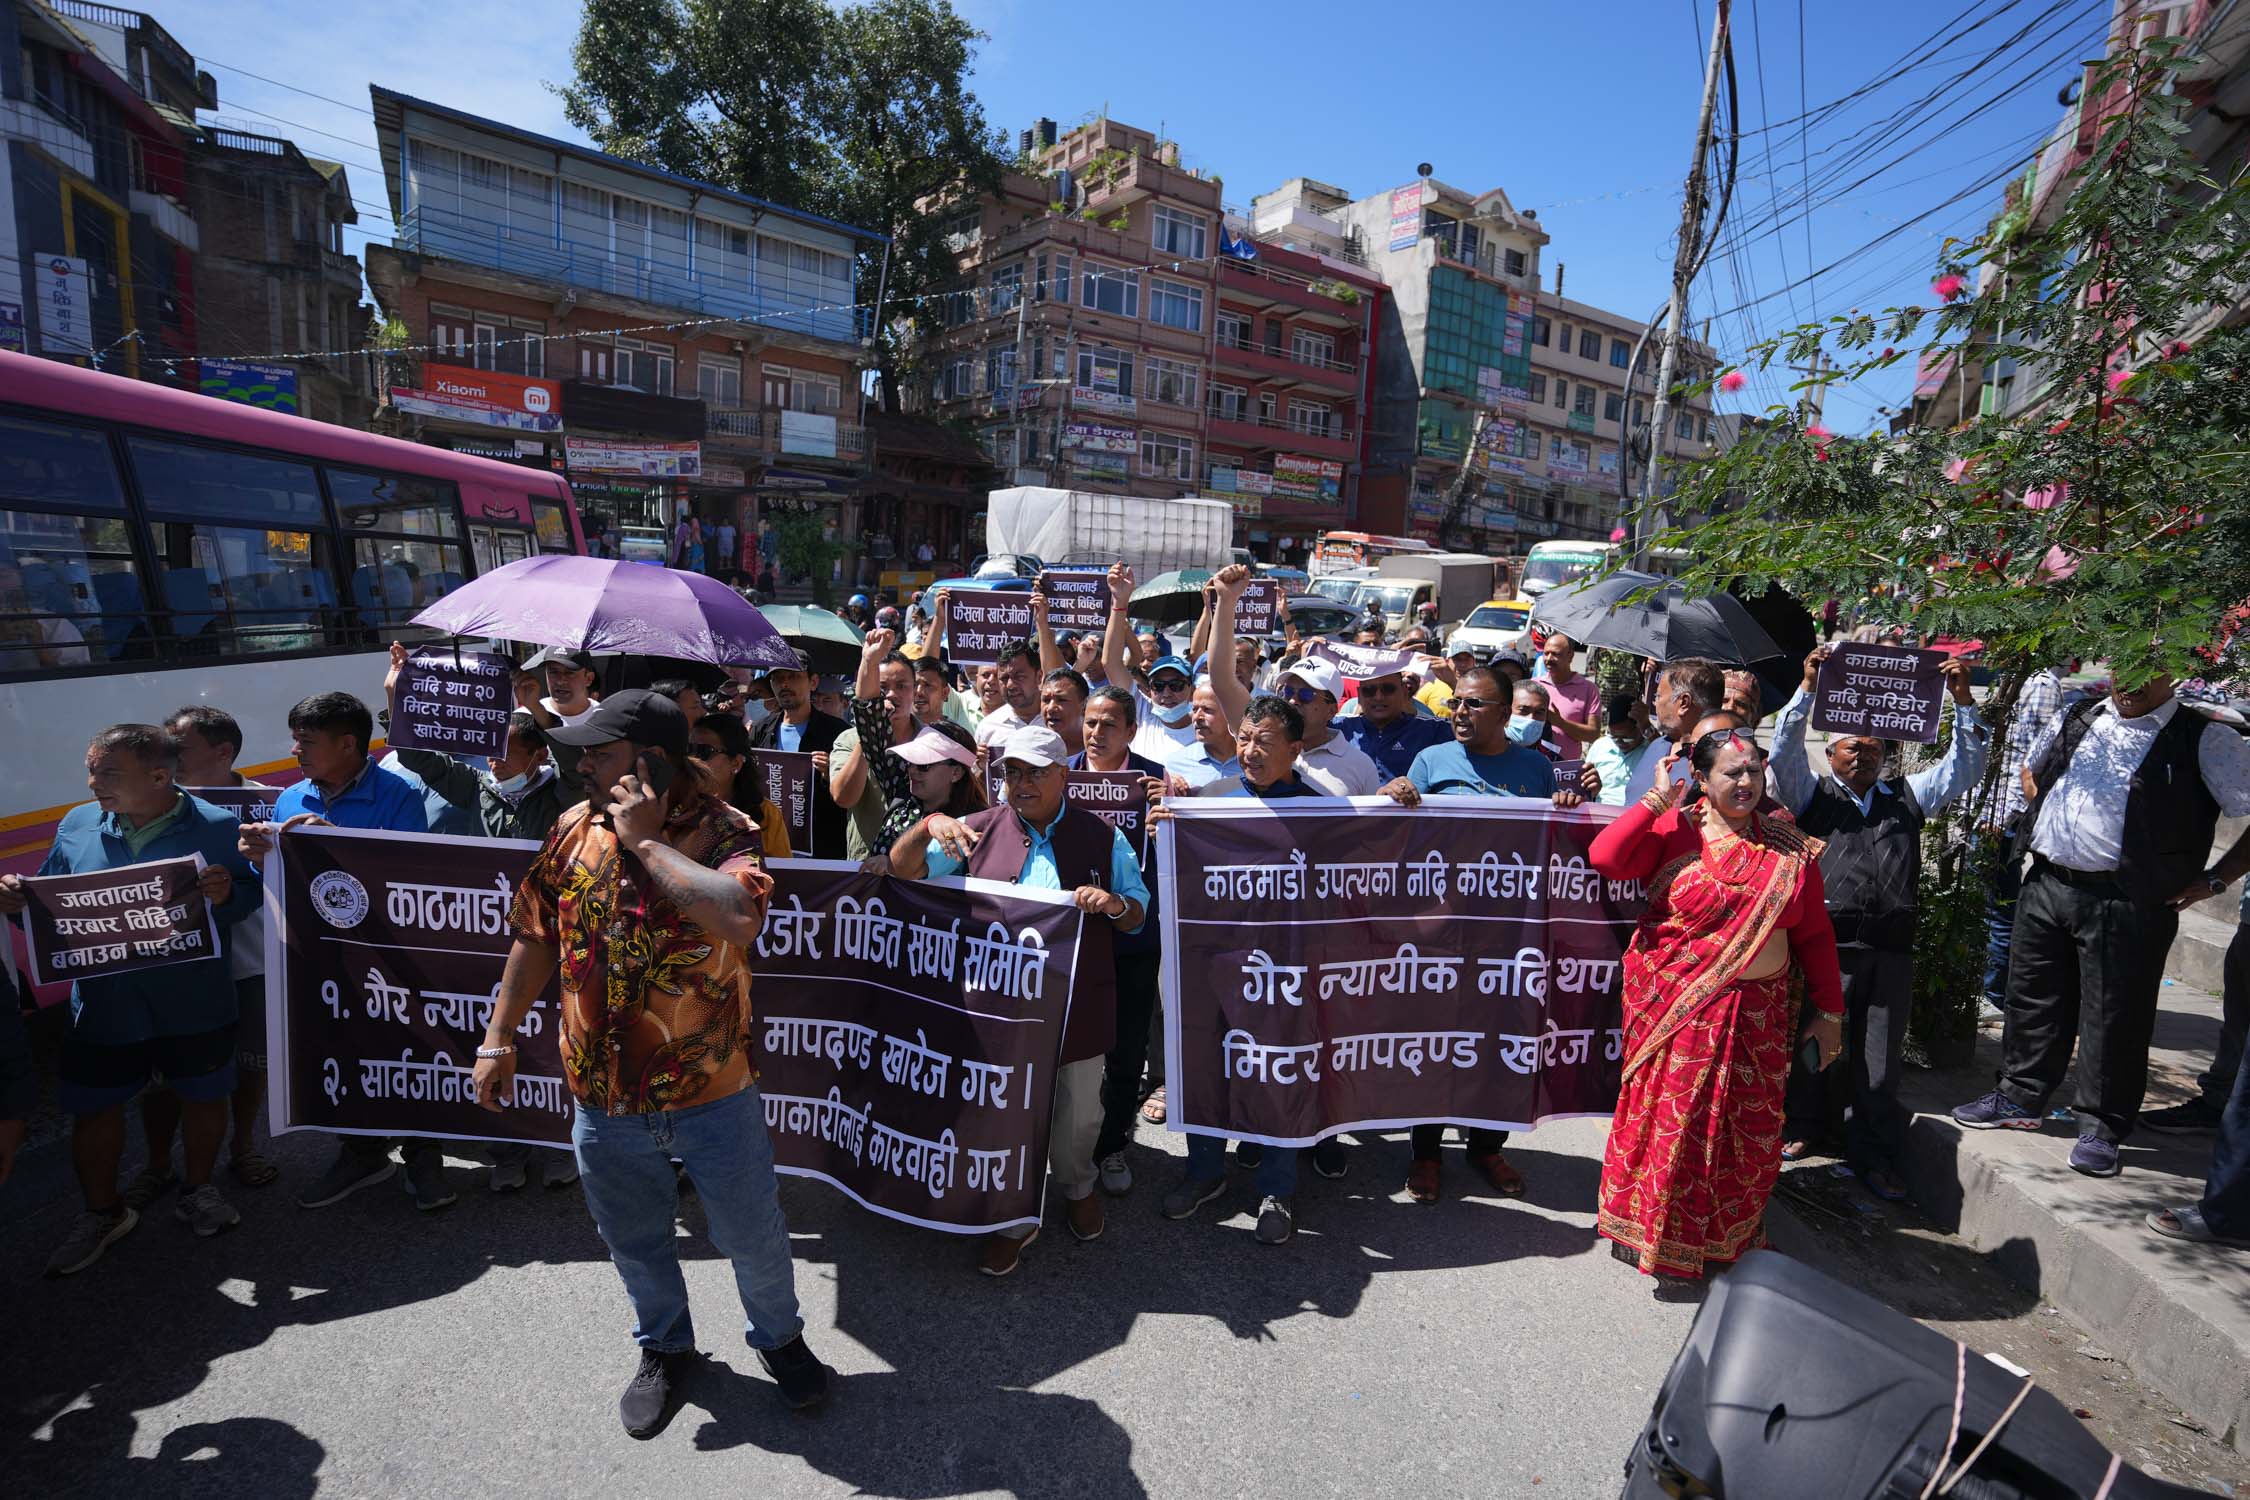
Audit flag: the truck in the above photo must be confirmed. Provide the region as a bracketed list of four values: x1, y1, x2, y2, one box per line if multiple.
[1355, 551, 1498, 632]
[985, 487, 1234, 580]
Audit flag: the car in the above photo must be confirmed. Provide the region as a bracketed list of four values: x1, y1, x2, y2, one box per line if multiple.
[1444, 598, 1536, 658]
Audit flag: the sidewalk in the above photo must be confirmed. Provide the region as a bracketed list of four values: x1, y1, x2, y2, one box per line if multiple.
[1900, 979, 2250, 1453]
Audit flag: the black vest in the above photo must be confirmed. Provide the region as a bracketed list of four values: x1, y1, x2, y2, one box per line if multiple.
[961, 803, 1118, 1064]
[2030, 698, 2218, 912]
[1797, 777, 1925, 950]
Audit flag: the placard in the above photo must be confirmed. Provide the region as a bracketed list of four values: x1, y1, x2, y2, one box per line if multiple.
[1812, 644, 1948, 744]
[946, 590, 1036, 666]
[982, 769, 1152, 862]
[21, 854, 222, 986]
[1233, 578, 1283, 637]
[184, 785, 285, 825]
[1036, 570, 1112, 632]
[387, 648, 515, 758]
[752, 749, 819, 857]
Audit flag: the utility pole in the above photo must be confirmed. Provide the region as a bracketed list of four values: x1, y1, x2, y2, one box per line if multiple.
[1635, 0, 1730, 561]
[1437, 409, 1495, 551]
[1787, 347, 1828, 424]
[1006, 277, 1031, 478]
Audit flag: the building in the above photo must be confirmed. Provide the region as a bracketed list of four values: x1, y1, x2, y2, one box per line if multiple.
[0, 0, 208, 377]
[861, 410, 997, 585]
[913, 117, 1386, 562]
[184, 125, 369, 426]
[362, 86, 886, 569]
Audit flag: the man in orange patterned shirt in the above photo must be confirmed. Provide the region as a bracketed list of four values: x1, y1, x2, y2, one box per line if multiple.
[470, 689, 829, 1439]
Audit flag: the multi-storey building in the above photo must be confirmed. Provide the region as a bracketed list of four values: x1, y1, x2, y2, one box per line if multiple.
[915, 118, 1384, 561]
[363, 87, 884, 568]
[185, 125, 369, 426]
[1, 0, 207, 377]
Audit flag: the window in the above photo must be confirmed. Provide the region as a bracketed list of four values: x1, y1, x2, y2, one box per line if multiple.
[140, 519, 339, 654]
[1139, 430, 1194, 481]
[935, 289, 977, 328]
[1076, 347, 1134, 393]
[1034, 251, 1072, 302]
[698, 356, 743, 408]
[1504, 248, 1527, 277]
[1290, 329, 1337, 368]
[1216, 311, 1252, 351]
[1527, 373, 1547, 404]
[0, 507, 142, 670]
[1603, 392, 1625, 422]
[609, 337, 675, 396]
[128, 439, 325, 526]
[1081, 262, 1140, 318]
[1579, 329, 1602, 360]
[1552, 379, 1568, 409]
[577, 344, 611, 384]
[990, 262, 1023, 313]
[1258, 391, 1277, 422]
[766, 364, 841, 414]
[347, 534, 467, 634]
[985, 345, 1017, 397]
[940, 357, 975, 400]
[1207, 382, 1248, 422]
[1676, 411, 1698, 440]
[1701, 416, 1715, 442]
[0, 416, 125, 511]
[1287, 399, 1334, 438]
[1572, 384, 1596, 417]
[1144, 356, 1199, 408]
[1557, 325, 1572, 356]
[1610, 338, 1632, 369]
[1147, 278, 1203, 332]
[329, 471, 460, 539]
[1152, 206, 1207, 260]
[1531, 317, 1551, 347]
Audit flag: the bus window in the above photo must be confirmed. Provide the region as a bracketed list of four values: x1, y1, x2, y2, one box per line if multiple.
[0, 415, 128, 512]
[350, 536, 466, 635]
[0, 509, 143, 672]
[127, 436, 326, 526]
[469, 524, 535, 576]
[329, 469, 462, 539]
[145, 518, 337, 657]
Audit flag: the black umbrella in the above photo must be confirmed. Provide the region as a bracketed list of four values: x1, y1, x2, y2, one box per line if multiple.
[1529, 571, 1785, 665]
[1128, 568, 1215, 626]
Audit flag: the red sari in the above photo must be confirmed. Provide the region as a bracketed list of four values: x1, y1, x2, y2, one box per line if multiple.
[1586, 798, 1845, 1278]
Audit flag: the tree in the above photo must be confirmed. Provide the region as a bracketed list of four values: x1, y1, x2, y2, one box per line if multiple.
[559, 0, 1007, 411]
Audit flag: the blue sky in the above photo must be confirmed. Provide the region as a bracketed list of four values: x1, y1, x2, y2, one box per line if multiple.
[154, 0, 2111, 433]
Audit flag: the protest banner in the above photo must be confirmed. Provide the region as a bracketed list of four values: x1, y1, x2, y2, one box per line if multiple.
[946, 590, 1035, 666]
[184, 785, 284, 824]
[20, 854, 222, 986]
[1233, 578, 1283, 637]
[983, 769, 1152, 862]
[1305, 639, 1421, 681]
[1036, 569, 1112, 632]
[386, 648, 515, 758]
[1157, 798, 1640, 1145]
[752, 749, 819, 857]
[1812, 644, 1949, 744]
[1552, 759, 1586, 793]
[752, 861, 1089, 1232]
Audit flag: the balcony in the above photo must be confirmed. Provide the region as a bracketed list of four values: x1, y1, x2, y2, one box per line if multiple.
[129, 188, 197, 251]
[1216, 259, 1363, 325]
[1427, 234, 1532, 288]
[706, 408, 868, 462]
[1080, 153, 1222, 213]
[1204, 410, 1357, 463]
[1211, 337, 1357, 394]
[396, 205, 867, 346]
[0, 94, 94, 177]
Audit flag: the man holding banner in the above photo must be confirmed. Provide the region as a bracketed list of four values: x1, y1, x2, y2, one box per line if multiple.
[889, 723, 1148, 1277]
[0, 725, 258, 1275]
[471, 688, 832, 1436]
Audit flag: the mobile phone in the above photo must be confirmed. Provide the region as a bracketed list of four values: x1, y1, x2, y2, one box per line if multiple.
[639, 752, 676, 799]
[1797, 1032, 1824, 1076]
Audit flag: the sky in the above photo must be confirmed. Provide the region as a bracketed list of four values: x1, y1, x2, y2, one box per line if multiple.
[152, 0, 2115, 434]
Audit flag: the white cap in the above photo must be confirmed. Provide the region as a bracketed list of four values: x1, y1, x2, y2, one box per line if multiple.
[1279, 659, 1342, 697]
[1445, 634, 1478, 659]
[997, 723, 1069, 769]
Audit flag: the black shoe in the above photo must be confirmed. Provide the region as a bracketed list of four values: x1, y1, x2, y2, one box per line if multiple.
[620, 1349, 694, 1439]
[758, 1333, 830, 1411]
[1234, 1141, 1263, 1170]
[1311, 1137, 1348, 1179]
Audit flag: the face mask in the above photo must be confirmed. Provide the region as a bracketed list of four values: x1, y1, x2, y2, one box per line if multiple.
[1506, 715, 1546, 747]
[493, 769, 535, 796]
[745, 698, 771, 727]
[1152, 697, 1192, 726]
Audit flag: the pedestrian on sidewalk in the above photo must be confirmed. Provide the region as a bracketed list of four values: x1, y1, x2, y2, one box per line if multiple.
[887, 723, 1147, 1277]
[1769, 648, 1988, 1201]
[2145, 1002, 2250, 1248]
[1587, 728, 1846, 1282]
[2140, 882, 2248, 1135]
[1953, 675, 2250, 1177]
[1, 725, 260, 1275]
[474, 689, 830, 1436]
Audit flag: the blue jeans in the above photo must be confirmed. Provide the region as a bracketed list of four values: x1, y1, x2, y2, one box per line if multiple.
[1982, 830, 2023, 1006]
[573, 1086, 803, 1354]
[1186, 1134, 1297, 1197]
[2202, 1009, 2250, 1236]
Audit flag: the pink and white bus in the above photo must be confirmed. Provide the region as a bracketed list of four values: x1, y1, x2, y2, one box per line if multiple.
[0, 350, 586, 909]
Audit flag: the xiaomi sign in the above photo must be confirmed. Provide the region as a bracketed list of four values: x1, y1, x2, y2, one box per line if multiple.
[425, 363, 558, 414]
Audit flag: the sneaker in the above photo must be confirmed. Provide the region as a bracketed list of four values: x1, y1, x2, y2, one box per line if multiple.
[979, 1228, 1035, 1277]
[1161, 1174, 1226, 1220]
[1254, 1194, 1295, 1245]
[45, 1205, 137, 1277]
[1405, 1158, 1441, 1204]
[403, 1150, 457, 1212]
[1952, 1091, 2042, 1131]
[544, 1155, 582, 1188]
[757, 1334, 831, 1411]
[173, 1183, 242, 1238]
[1234, 1141, 1264, 1170]
[1311, 1137, 1348, 1179]
[489, 1157, 529, 1194]
[297, 1147, 397, 1208]
[121, 1167, 178, 1210]
[2141, 1098, 2225, 1135]
[2069, 1136, 2121, 1178]
[619, 1348, 693, 1438]
[1098, 1152, 1133, 1195]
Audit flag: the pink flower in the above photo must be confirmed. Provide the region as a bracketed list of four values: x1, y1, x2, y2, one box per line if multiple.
[1718, 370, 1747, 393]
[1932, 274, 1966, 302]
[1805, 424, 1834, 442]
[1881, 346, 1896, 359]
[2107, 368, 2132, 391]
[1609, 525, 1628, 543]
[1943, 458, 1969, 483]
[2166, 340, 2190, 357]
[1813, 448, 1829, 463]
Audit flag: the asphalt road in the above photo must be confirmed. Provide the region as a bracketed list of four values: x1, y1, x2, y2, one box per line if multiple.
[1, 1115, 1697, 1500]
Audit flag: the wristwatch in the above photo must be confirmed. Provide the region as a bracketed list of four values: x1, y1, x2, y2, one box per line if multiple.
[2208, 873, 2230, 897]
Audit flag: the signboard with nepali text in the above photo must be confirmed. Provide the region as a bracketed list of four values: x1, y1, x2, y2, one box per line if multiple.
[1036, 569, 1113, 632]
[1812, 644, 1950, 745]
[752, 750, 819, 857]
[386, 648, 515, 759]
[945, 590, 1035, 666]
[1157, 799, 1638, 1145]
[21, 855, 222, 987]
[184, 786, 284, 825]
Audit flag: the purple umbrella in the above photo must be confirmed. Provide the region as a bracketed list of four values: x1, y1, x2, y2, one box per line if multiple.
[410, 555, 798, 669]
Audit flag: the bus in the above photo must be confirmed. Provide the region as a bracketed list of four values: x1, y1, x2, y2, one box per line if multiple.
[1515, 539, 1693, 602]
[1309, 530, 1433, 579]
[0, 350, 587, 907]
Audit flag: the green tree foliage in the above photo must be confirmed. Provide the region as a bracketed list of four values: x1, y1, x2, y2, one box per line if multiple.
[560, 0, 1007, 410]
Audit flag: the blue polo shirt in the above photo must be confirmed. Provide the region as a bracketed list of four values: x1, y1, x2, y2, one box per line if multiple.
[925, 806, 1148, 935]
[1335, 713, 1453, 781]
[1407, 740, 1554, 798]
[36, 792, 260, 1044]
[1165, 739, 1241, 790]
[273, 757, 431, 833]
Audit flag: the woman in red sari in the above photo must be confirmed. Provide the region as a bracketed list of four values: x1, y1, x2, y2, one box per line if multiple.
[1588, 727, 1845, 1280]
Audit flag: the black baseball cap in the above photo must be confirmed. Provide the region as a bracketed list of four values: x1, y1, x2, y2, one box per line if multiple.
[754, 647, 814, 679]
[542, 689, 689, 760]
[526, 646, 593, 673]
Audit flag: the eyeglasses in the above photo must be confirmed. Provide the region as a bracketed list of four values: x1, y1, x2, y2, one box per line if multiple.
[1359, 681, 1402, 696]
[684, 744, 721, 760]
[1000, 762, 1062, 781]
[1149, 678, 1191, 695]
[1277, 686, 1326, 705]
[1452, 695, 1501, 712]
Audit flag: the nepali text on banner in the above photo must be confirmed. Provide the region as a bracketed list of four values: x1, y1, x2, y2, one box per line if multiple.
[22, 854, 222, 986]
[1157, 797, 1643, 1147]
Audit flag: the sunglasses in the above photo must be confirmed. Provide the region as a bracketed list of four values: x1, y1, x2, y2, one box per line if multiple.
[1149, 678, 1191, 694]
[1451, 695, 1502, 712]
[684, 744, 724, 760]
[1360, 681, 1402, 695]
[1277, 686, 1327, 705]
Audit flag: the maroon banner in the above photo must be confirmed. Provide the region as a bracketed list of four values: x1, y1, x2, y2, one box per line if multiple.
[387, 648, 515, 758]
[947, 590, 1035, 666]
[983, 767, 1152, 862]
[1158, 799, 1640, 1144]
[21, 855, 222, 986]
[752, 749, 819, 857]
[1306, 638, 1420, 680]
[1812, 644, 1948, 744]
[183, 785, 284, 825]
[1233, 578, 1283, 637]
[1036, 569, 1112, 632]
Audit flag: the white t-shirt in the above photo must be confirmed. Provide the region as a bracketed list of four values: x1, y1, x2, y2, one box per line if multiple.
[541, 696, 599, 728]
[2026, 699, 2250, 872]
[973, 700, 1027, 749]
[1131, 713, 1199, 764]
[1298, 734, 1383, 797]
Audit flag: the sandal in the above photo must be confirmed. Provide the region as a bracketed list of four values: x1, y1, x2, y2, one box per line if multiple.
[229, 1150, 280, 1188]
[1857, 1166, 1910, 1203]
[1779, 1139, 1813, 1163]
[2146, 1206, 2250, 1247]
[1140, 1087, 1167, 1124]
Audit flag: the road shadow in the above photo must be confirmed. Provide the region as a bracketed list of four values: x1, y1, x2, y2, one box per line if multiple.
[1770, 1158, 2043, 1322]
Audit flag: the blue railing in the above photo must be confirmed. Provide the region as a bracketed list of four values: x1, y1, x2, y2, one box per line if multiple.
[395, 206, 865, 344]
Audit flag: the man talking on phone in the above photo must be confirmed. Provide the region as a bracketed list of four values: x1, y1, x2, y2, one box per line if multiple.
[470, 689, 829, 1438]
